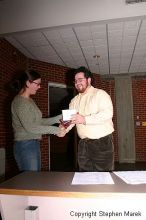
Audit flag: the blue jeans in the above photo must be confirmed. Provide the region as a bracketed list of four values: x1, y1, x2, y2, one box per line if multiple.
[14, 139, 41, 171]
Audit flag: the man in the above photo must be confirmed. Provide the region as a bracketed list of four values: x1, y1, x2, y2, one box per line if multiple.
[65, 66, 114, 172]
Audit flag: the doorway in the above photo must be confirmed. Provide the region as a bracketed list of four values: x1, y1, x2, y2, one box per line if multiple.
[48, 83, 76, 171]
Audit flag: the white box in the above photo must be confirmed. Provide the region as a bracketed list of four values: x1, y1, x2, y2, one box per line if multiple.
[62, 109, 77, 121]
[25, 206, 39, 220]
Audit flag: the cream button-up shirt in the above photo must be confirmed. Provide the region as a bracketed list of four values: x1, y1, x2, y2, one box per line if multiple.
[68, 86, 114, 139]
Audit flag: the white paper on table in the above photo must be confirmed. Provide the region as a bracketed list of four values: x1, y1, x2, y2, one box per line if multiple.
[71, 172, 114, 185]
[113, 171, 146, 184]
[62, 109, 77, 121]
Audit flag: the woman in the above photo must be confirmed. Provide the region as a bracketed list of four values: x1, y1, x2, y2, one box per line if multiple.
[11, 69, 65, 171]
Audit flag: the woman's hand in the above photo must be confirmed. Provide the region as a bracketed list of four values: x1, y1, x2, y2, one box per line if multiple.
[57, 127, 66, 137]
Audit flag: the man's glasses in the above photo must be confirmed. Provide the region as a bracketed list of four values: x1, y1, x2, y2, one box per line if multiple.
[74, 78, 86, 84]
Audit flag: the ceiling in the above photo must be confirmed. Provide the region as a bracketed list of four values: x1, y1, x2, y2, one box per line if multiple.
[2, 3, 146, 76]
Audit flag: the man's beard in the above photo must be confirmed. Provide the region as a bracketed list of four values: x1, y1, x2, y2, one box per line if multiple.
[76, 84, 88, 93]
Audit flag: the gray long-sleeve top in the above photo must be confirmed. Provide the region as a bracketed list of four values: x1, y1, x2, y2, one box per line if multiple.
[11, 95, 62, 141]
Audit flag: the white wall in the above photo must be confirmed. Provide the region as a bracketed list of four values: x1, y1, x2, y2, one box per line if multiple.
[1, 0, 146, 35]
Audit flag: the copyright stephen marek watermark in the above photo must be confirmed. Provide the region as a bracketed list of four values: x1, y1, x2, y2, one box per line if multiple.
[69, 210, 142, 218]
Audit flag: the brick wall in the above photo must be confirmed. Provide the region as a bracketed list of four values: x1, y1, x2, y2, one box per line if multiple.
[0, 38, 27, 177]
[132, 78, 146, 161]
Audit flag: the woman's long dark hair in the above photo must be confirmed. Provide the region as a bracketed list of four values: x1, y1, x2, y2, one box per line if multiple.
[11, 69, 41, 93]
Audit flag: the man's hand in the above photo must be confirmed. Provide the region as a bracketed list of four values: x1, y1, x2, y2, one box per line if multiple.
[71, 113, 86, 124]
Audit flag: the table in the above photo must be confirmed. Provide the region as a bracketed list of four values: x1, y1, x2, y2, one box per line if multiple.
[0, 171, 146, 220]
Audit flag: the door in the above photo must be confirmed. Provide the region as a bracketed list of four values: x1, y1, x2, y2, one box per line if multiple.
[48, 83, 77, 171]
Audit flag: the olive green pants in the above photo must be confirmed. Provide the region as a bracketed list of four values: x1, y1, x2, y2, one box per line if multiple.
[78, 134, 114, 172]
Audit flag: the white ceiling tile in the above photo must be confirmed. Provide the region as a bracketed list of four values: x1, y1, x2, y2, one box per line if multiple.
[123, 35, 137, 42]
[74, 26, 92, 40]
[108, 30, 123, 37]
[63, 37, 78, 44]
[43, 30, 61, 41]
[80, 40, 93, 47]
[124, 20, 141, 29]
[93, 38, 107, 46]
[123, 28, 139, 36]
[5, 36, 35, 59]
[119, 69, 129, 73]
[141, 19, 146, 27]
[69, 49, 83, 56]
[76, 61, 87, 66]
[15, 32, 49, 47]
[91, 32, 107, 40]
[108, 38, 122, 45]
[108, 22, 123, 31]
[89, 65, 100, 74]
[59, 28, 75, 38]
[82, 47, 95, 54]
[95, 45, 107, 52]
[90, 24, 106, 33]
[5, 36, 22, 49]
[4, 17, 146, 75]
